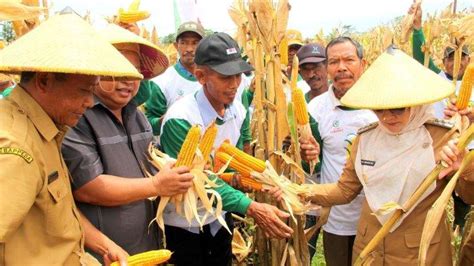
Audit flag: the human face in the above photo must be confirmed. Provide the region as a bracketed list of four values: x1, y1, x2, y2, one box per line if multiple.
[327, 41, 366, 99]
[374, 107, 411, 134]
[299, 62, 328, 92]
[174, 32, 202, 67]
[288, 44, 301, 67]
[39, 73, 98, 127]
[443, 54, 470, 79]
[195, 67, 242, 110]
[95, 50, 141, 112]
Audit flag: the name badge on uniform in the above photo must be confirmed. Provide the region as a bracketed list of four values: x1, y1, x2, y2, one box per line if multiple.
[48, 171, 59, 184]
[361, 159, 376, 166]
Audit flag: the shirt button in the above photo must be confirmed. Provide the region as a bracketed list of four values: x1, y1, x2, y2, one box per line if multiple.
[18, 109, 25, 114]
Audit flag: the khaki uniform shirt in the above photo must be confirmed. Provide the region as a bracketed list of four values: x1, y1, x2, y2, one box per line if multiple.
[308, 123, 474, 265]
[0, 86, 84, 265]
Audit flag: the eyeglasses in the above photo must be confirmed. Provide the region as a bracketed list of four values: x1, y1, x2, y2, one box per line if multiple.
[373, 108, 407, 116]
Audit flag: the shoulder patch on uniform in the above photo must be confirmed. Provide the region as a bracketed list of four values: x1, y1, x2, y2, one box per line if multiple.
[358, 122, 379, 134]
[0, 147, 33, 163]
[425, 118, 454, 129]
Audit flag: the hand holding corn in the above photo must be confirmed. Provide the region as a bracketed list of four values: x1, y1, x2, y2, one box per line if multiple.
[246, 201, 294, 239]
[151, 162, 194, 197]
[438, 138, 464, 179]
[299, 136, 320, 162]
[102, 240, 129, 266]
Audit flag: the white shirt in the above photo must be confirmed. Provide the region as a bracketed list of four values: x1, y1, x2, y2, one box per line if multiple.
[308, 86, 378, 235]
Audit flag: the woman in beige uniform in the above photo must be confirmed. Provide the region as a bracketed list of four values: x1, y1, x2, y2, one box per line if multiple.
[299, 48, 474, 265]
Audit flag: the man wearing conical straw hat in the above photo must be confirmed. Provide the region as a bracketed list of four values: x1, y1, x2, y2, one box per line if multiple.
[299, 47, 474, 265]
[0, 13, 142, 265]
[61, 23, 193, 264]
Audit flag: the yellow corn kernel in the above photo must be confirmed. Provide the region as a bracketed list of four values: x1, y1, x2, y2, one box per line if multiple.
[279, 37, 289, 66]
[220, 141, 266, 173]
[456, 63, 474, 110]
[292, 88, 309, 125]
[118, 9, 150, 23]
[215, 151, 253, 177]
[199, 122, 218, 163]
[110, 249, 172, 266]
[219, 172, 263, 191]
[175, 125, 201, 167]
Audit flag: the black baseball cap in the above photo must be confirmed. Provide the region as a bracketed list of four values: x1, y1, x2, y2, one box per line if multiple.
[296, 43, 326, 65]
[444, 45, 469, 59]
[194, 32, 253, 76]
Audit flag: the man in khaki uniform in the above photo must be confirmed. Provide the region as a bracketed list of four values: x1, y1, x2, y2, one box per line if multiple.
[0, 13, 142, 265]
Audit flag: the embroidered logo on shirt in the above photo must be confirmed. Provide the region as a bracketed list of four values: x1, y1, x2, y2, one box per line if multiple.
[0, 147, 33, 163]
[330, 120, 343, 133]
[361, 159, 376, 166]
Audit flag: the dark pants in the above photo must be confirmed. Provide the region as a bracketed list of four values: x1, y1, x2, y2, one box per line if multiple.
[165, 213, 234, 266]
[305, 215, 320, 259]
[323, 231, 355, 266]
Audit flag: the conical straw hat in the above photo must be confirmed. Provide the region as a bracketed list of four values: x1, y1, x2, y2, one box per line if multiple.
[0, 13, 143, 80]
[100, 23, 169, 79]
[341, 47, 454, 109]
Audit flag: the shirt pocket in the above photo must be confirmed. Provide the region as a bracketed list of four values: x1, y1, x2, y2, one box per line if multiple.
[46, 178, 72, 236]
[404, 230, 441, 248]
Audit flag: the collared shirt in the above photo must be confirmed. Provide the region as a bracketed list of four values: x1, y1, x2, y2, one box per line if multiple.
[62, 100, 158, 260]
[0, 86, 84, 265]
[160, 89, 252, 234]
[308, 85, 377, 235]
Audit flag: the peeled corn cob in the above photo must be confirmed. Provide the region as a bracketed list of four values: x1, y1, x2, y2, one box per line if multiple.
[175, 125, 201, 167]
[219, 172, 263, 191]
[110, 249, 172, 266]
[215, 151, 254, 177]
[199, 122, 218, 164]
[292, 88, 309, 125]
[456, 63, 474, 110]
[220, 141, 266, 173]
[117, 0, 150, 23]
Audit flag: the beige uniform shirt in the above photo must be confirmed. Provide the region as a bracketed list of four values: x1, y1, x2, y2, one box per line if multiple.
[0, 86, 84, 265]
[308, 122, 474, 265]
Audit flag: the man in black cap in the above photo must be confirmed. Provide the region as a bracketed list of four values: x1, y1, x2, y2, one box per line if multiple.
[159, 32, 293, 266]
[297, 43, 329, 103]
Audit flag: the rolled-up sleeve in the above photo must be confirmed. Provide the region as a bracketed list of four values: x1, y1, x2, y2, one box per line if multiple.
[62, 118, 103, 190]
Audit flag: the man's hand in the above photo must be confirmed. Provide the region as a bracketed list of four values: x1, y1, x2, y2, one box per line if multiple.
[299, 136, 320, 162]
[444, 100, 474, 122]
[246, 202, 293, 239]
[101, 239, 129, 266]
[151, 162, 194, 197]
[408, 1, 422, 30]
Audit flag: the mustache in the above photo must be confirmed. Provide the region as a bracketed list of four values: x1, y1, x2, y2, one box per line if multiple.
[308, 76, 321, 83]
[334, 73, 353, 81]
[183, 52, 194, 57]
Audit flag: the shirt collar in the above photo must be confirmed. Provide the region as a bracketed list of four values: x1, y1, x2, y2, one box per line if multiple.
[175, 60, 196, 81]
[328, 85, 342, 110]
[10, 85, 60, 142]
[195, 89, 235, 126]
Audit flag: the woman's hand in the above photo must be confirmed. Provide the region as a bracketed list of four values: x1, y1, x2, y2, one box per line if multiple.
[439, 138, 465, 179]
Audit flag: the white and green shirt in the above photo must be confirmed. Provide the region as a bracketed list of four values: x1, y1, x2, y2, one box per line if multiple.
[160, 89, 252, 234]
[308, 86, 377, 236]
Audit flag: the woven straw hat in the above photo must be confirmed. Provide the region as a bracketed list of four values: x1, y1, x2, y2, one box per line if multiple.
[100, 23, 169, 79]
[0, 13, 143, 80]
[341, 47, 454, 109]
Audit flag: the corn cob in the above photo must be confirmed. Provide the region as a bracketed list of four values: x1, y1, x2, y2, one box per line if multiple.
[199, 122, 218, 164]
[456, 63, 474, 110]
[117, 0, 150, 23]
[215, 151, 254, 177]
[175, 125, 201, 167]
[292, 88, 309, 125]
[279, 37, 289, 66]
[220, 141, 266, 173]
[219, 172, 263, 191]
[110, 249, 172, 266]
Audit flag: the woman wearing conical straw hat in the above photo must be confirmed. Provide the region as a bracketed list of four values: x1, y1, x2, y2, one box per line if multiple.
[61, 23, 190, 265]
[299, 47, 474, 265]
[0, 13, 142, 265]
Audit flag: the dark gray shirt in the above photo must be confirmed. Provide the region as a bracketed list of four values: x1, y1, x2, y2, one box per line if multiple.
[62, 101, 158, 260]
